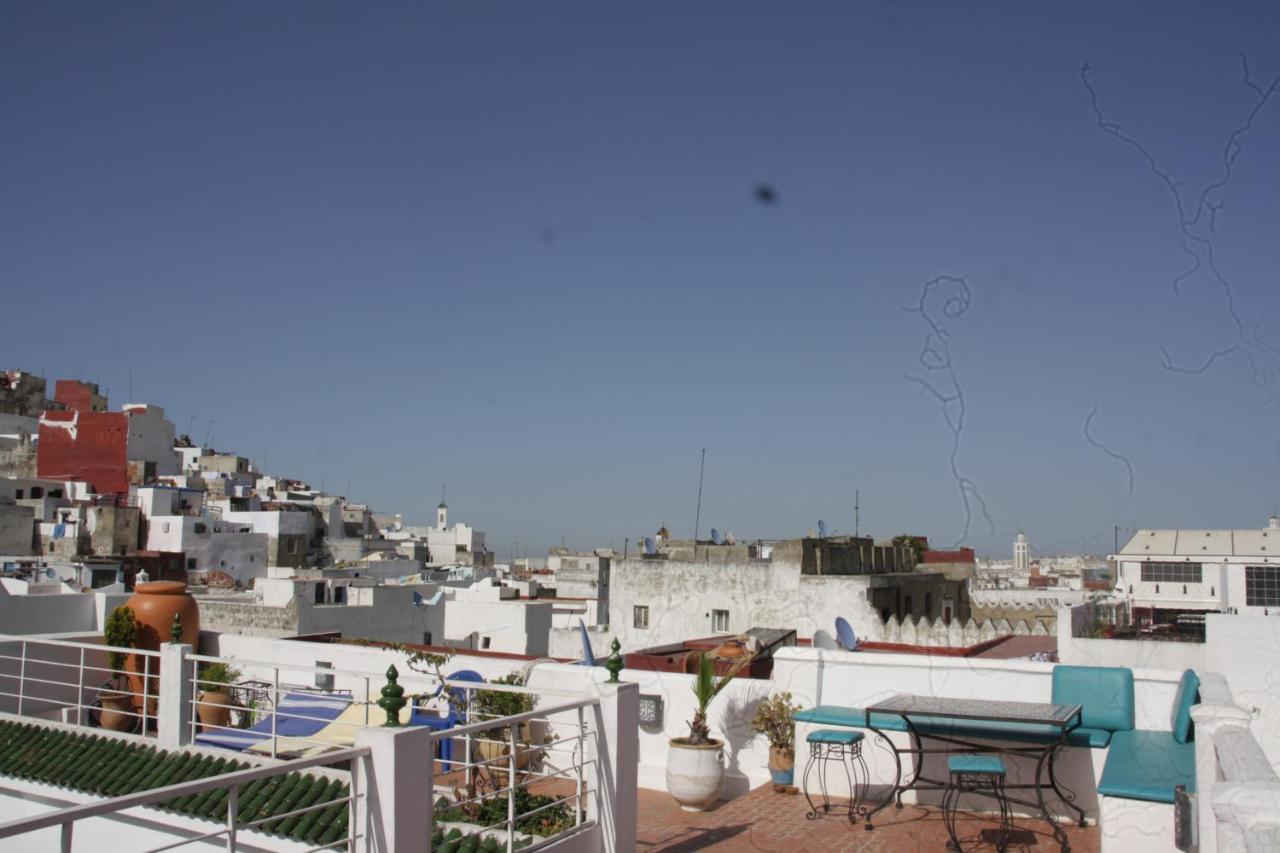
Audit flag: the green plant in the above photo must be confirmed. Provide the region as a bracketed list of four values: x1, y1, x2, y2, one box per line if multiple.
[683, 652, 751, 745]
[198, 661, 241, 690]
[474, 673, 534, 740]
[103, 606, 136, 678]
[434, 785, 578, 838]
[750, 691, 802, 754]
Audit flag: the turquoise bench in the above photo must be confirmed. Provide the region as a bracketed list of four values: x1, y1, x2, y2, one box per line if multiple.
[1097, 669, 1199, 804]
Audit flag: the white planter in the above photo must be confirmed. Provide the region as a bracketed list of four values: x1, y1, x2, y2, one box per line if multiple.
[666, 738, 725, 812]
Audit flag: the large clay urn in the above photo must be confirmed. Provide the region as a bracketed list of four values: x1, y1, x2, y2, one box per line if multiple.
[125, 581, 200, 718]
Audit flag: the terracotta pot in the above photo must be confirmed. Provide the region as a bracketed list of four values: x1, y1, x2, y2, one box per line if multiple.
[98, 690, 135, 732]
[768, 746, 795, 786]
[197, 690, 234, 731]
[712, 638, 749, 660]
[125, 581, 200, 717]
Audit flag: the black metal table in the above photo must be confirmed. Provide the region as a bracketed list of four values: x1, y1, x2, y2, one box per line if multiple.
[863, 694, 1083, 852]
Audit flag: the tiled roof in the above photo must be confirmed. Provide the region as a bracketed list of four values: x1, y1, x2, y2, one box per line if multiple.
[0, 721, 349, 846]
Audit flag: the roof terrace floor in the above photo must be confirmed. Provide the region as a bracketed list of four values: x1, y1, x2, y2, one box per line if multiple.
[637, 784, 1101, 852]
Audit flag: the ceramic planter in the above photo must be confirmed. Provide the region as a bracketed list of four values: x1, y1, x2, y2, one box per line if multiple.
[197, 690, 234, 731]
[768, 746, 795, 786]
[125, 581, 200, 718]
[666, 738, 725, 811]
[98, 690, 135, 732]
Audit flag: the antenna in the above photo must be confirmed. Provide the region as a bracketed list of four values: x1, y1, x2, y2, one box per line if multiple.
[694, 448, 706, 541]
[818, 519, 828, 539]
[854, 490, 860, 537]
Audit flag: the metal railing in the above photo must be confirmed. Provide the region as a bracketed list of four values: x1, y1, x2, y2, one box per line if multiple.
[0, 634, 161, 733]
[0, 744, 367, 852]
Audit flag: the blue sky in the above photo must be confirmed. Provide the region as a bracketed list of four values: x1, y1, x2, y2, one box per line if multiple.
[4, 2, 1278, 557]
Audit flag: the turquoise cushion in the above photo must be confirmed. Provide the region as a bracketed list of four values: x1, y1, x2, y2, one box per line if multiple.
[1097, 730, 1196, 803]
[948, 754, 1006, 776]
[794, 705, 910, 732]
[1052, 665, 1135, 733]
[808, 728, 865, 745]
[1170, 669, 1200, 745]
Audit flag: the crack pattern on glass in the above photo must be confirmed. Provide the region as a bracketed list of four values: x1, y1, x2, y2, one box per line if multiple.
[903, 275, 995, 548]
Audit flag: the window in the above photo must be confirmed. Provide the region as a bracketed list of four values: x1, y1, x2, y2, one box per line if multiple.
[287, 539, 298, 555]
[30, 487, 43, 499]
[163, 522, 170, 533]
[1246, 566, 1280, 607]
[193, 522, 207, 534]
[712, 609, 730, 632]
[1140, 562, 1202, 584]
[187, 558, 197, 570]
[315, 583, 326, 604]
[633, 605, 650, 629]
[423, 632, 433, 646]
[14, 489, 22, 499]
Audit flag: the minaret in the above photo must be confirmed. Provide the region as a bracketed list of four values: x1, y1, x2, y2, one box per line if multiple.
[437, 500, 448, 530]
[1269, 514, 1279, 531]
[1014, 532, 1030, 575]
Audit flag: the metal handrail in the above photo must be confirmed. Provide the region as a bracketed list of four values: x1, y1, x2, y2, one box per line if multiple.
[0, 634, 162, 657]
[0, 745, 369, 846]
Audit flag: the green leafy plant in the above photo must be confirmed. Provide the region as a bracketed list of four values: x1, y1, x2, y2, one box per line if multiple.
[197, 661, 241, 690]
[103, 606, 136, 680]
[682, 652, 751, 746]
[750, 691, 802, 755]
[474, 673, 534, 740]
[434, 785, 579, 838]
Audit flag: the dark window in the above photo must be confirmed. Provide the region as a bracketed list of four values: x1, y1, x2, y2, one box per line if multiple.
[423, 632, 433, 646]
[30, 487, 43, 499]
[14, 490, 22, 499]
[1246, 566, 1280, 607]
[193, 522, 207, 534]
[49, 489, 62, 498]
[187, 558, 196, 570]
[1140, 562, 1202, 584]
[633, 605, 649, 629]
[925, 593, 933, 616]
[333, 586, 347, 605]
[315, 583, 326, 604]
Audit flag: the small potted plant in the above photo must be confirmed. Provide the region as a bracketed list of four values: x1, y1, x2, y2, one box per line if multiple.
[473, 673, 540, 786]
[99, 605, 137, 731]
[195, 661, 241, 731]
[665, 651, 752, 811]
[750, 691, 802, 787]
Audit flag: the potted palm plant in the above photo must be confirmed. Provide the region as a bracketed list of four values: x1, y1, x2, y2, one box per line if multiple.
[99, 605, 137, 731]
[195, 661, 241, 731]
[750, 691, 801, 787]
[665, 651, 751, 811]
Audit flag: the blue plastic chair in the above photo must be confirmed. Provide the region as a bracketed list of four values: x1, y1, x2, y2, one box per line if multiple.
[835, 617, 859, 651]
[409, 669, 484, 769]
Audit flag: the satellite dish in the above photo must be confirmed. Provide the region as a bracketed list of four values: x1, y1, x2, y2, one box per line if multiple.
[812, 629, 838, 650]
[643, 536, 656, 555]
[711, 528, 722, 545]
[724, 531, 736, 545]
[835, 617, 858, 651]
[818, 520, 828, 538]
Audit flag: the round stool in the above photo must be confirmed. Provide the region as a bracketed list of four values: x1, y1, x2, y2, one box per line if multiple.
[942, 754, 1013, 852]
[802, 729, 868, 823]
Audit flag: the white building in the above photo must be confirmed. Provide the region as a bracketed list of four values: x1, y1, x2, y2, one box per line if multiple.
[145, 514, 268, 584]
[386, 500, 493, 568]
[442, 577, 551, 656]
[1014, 531, 1030, 575]
[1112, 515, 1280, 616]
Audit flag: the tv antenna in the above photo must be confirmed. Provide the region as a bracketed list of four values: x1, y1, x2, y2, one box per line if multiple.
[693, 448, 706, 541]
[854, 490, 860, 537]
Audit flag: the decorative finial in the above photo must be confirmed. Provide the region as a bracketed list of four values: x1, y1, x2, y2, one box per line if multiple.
[378, 665, 406, 726]
[605, 639, 624, 683]
[170, 614, 183, 644]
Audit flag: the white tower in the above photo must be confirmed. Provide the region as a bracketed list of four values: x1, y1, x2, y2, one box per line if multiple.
[1014, 532, 1030, 575]
[1269, 514, 1279, 531]
[436, 500, 448, 530]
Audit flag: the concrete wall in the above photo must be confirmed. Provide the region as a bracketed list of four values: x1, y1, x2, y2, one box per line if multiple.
[0, 501, 34, 554]
[146, 516, 268, 584]
[608, 556, 884, 652]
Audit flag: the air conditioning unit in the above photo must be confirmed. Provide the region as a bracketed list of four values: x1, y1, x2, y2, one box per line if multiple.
[314, 661, 334, 691]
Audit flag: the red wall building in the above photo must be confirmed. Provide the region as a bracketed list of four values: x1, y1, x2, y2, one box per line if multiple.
[53, 379, 108, 413]
[37, 410, 131, 495]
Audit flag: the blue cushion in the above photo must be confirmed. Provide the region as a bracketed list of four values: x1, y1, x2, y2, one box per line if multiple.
[1097, 730, 1196, 803]
[794, 705, 910, 731]
[1170, 669, 1200, 745]
[1052, 665, 1135, 733]
[948, 754, 1006, 776]
[808, 728, 865, 745]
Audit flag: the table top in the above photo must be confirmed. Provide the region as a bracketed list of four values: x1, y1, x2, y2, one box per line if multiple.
[865, 693, 1082, 727]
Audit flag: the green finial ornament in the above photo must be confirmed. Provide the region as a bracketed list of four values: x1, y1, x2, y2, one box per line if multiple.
[378, 665, 406, 726]
[605, 639, 624, 683]
[170, 614, 183, 644]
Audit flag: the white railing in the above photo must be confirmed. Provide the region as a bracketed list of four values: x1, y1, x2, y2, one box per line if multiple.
[184, 651, 599, 851]
[0, 744, 367, 852]
[0, 634, 161, 734]
[424, 695, 598, 852]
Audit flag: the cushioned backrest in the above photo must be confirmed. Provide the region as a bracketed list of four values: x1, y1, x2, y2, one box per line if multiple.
[1170, 669, 1200, 744]
[1051, 665, 1135, 732]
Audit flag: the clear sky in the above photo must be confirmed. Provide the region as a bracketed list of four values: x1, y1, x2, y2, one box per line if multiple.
[4, 2, 1278, 558]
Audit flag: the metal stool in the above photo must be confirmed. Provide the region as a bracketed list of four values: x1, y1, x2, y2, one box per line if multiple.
[943, 754, 1013, 852]
[802, 729, 868, 823]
